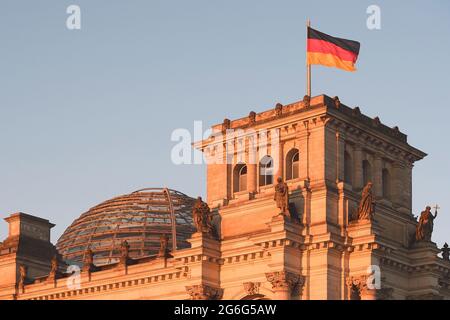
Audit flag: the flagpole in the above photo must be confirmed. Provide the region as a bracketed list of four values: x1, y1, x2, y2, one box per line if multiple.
[306, 19, 311, 97]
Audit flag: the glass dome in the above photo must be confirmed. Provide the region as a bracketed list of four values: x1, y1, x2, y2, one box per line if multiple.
[56, 188, 196, 266]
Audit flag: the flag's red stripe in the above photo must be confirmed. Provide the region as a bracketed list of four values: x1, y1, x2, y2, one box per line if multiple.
[307, 39, 358, 63]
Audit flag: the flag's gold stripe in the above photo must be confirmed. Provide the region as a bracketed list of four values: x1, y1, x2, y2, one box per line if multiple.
[307, 52, 356, 72]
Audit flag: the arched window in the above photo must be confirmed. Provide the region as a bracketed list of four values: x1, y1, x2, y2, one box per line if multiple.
[362, 160, 372, 186]
[344, 151, 353, 185]
[382, 168, 391, 200]
[233, 164, 247, 193]
[259, 156, 273, 186]
[286, 149, 299, 180]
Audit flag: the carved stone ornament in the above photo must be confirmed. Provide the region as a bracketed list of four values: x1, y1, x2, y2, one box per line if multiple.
[333, 96, 340, 108]
[266, 271, 304, 293]
[186, 284, 223, 300]
[373, 116, 381, 127]
[83, 248, 95, 272]
[352, 106, 361, 116]
[192, 196, 214, 236]
[302, 95, 310, 108]
[275, 103, 283, 116]
[274, 177, 290, 219]
[243, 282, 261, 295]
[248, 111, 256, 124]
[119, 240, 130, 265]
[346, 276, 393, 300]
[441, 242, 450, 261]
[222, 118, 231, 131]
[18, 265, 27, 293]
[346, 275, 369, 300]
[357, 182, 375, 220]
[158, 234, 169, 258]
[47, 255, 59, 281]
[415, 206, 438, 242]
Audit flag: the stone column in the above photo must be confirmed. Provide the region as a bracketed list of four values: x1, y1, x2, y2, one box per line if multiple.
[337, 181, 346, 226]
[298, 131, 310, 181]
[353, 146, 363, 190]
[373, 154, 383, 199]
[391, 161, 405, 208]
[335, 132, 345, 183]
[266, 271, 303, 300]
[247, 163, 257, 194]
[273, 133, 284, 181]
[301, 181, 312, 226]
[404, 163, 413, 211]
[247, 134, 258, 194]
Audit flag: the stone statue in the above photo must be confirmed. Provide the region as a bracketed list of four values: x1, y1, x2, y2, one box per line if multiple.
[193, 197, 204, 232]
[222, 118, 231, 131]
[192, 197, 214, 235]
[415, 206, 438, 242]
[158, 234, 169, 257]
[248, 111, 256, 124]
[46, 255, 59, 281]
[50, 255, 58, 275]
[441, 243, 449, 261]
[357, 182, 375, 220]
[275, 103, 283, 116]
[18, 265, 27, 289]
[83, 249, 94, 271]
[120, 240, 130, 264]
[274, 177, 290, 218]
[85, 249, 93, 265]
[333, 96, 341, 108]
[303, 95, 311, 108]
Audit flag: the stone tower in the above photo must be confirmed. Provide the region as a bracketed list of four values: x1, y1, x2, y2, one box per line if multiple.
[196, 94, 450, 299]
[0, 213, 56, 299]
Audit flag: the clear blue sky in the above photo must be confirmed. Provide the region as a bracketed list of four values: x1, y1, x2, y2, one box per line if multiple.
[1, 1, 449, 247]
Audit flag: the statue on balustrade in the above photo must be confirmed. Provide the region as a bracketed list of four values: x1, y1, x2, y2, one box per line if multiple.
[193, 196, 214, 236]
[158, 234, 169, 258]
[18, 265, 27, 290]
[441, 243, 449, 261]
[119, 240, 130, 265]
[416, 205, 438, 242]
[83, 248, 95, 272]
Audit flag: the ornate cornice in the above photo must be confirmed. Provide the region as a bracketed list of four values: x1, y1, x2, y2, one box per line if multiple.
[380, 257, 450, 275]
[327, 116, 424, 164]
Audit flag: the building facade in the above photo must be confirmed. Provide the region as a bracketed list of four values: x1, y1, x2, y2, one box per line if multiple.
[0, 94, 449, 300]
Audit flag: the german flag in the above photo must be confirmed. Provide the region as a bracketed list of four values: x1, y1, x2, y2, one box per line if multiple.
[307, 27, 360, 72]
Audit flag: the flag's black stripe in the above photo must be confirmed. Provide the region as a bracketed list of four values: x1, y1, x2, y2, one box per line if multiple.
[308, 27, 360, 55]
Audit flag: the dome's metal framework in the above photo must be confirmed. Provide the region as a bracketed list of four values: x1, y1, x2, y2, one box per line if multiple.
[56, 188, 195, 266]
